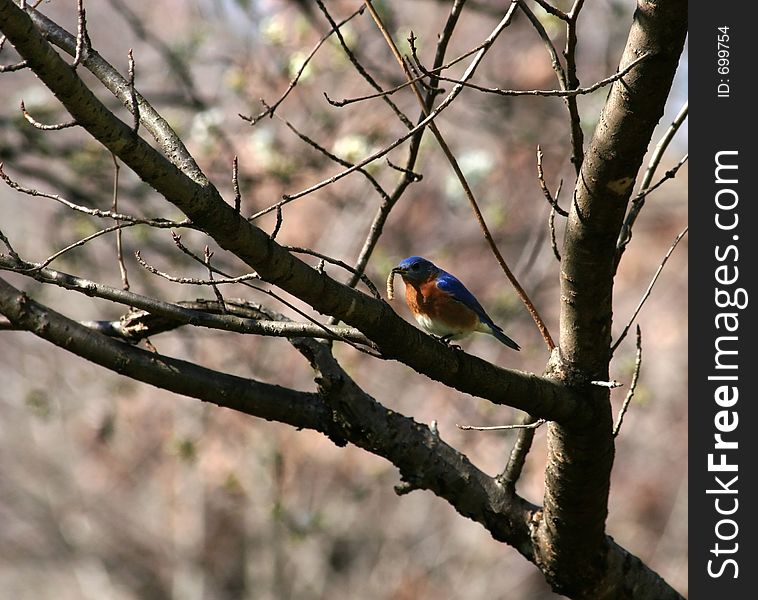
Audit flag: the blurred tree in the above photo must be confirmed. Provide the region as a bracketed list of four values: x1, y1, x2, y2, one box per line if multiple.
[0, 1, 687, 599]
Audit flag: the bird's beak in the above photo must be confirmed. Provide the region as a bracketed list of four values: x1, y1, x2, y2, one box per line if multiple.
[391, 266, 406, 275]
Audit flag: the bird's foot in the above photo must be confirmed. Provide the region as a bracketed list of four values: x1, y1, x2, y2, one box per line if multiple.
[437, 335, 462, 350]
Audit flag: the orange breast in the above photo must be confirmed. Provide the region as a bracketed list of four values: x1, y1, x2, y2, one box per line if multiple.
[404, 279, 479, 333]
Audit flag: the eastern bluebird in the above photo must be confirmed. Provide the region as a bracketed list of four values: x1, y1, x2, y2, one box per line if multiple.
[391, 256, 520, 350]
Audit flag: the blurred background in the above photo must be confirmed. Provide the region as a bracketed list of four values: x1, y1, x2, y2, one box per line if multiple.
[0, 1, 687, 598]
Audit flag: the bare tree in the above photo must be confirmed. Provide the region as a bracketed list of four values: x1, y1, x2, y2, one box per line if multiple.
[0, 1, 687, 598]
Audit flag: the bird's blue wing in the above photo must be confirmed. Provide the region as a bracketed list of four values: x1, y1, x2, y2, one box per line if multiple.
[435, 272, 493, 324]
[436, 272, 521, 350]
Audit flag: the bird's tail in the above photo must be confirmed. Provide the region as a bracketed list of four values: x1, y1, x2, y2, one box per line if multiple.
[485, 322, 521, 351]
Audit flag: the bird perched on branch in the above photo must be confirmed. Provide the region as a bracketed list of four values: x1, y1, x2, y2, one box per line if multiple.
[389, 256, 520, 350]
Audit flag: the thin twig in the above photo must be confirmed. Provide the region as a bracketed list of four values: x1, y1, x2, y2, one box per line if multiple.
[19, 100, 77, 130]
[611, 226, 688, 354]
[284, 246, 381, 299]
[617, 102, 689, 259]
[270, 206, 283, 240]
[518, 1, 568, 89]
[614, 326, 642, 436]
[72, 0, 91, 69]
[563, 0, 586, 172]
[232, 155, 241, 214]
[458, 419, 545, 431]
[537, 145, 568, 216]
[240, 5, 367, 125]
[499, 413, 542, 487]
[39, 223, 143, 271]
[127, 48, 139, 133]
[0, 163, 193, 228]
[0, 228, 21, 261]
[636, 154, 688, 200]
[324, 71, 428, 108]
[417, 52, 649, 99]
[134, 251, 260, 286]
[386, 158, 422, 180]
[204, 246, 226, 312]
[110, 153, 130, 290]
[549, 206, 561, 261]
[323, 35, 492, 109]
[638, 103, 689, 193]
[0, 59, 28, 72]
[532, 0, 569, 20]
[315, 0, 414, 129]
[430, 0, 468, 67]
[590, 379, 623, 388]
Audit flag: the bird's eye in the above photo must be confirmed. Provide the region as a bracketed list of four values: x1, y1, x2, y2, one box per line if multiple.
[410, 263, 419, 271]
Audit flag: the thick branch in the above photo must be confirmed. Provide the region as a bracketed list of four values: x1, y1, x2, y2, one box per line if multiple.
[94, 304, 373, 345]
[538, 0, 687, 597]
[292, 335, 540, 558]
[0, 276, 330, 433]
[560, 0, 687, 373]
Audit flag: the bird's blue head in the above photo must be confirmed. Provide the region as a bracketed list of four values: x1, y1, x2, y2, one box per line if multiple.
[391, 256, 439, 283]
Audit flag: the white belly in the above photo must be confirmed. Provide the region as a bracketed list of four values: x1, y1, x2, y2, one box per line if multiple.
[414, 313, 472, 340]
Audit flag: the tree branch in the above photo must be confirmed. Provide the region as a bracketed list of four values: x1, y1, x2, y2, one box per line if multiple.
[0, 255, 373, 346]
[537, 0, 688, 596]
[0, 275, 332, 434]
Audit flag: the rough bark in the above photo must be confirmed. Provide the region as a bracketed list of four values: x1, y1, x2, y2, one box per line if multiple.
[534, 0, 688, 597]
